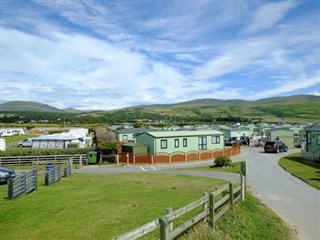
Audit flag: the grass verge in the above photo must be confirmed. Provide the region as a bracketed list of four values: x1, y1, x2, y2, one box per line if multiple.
[278, 153, 320, 190]
[179, 194, 294, 240]
[177, 161, 241, 174]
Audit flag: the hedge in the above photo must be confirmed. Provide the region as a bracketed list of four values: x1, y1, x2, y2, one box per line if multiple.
[0, 147, 94, 157]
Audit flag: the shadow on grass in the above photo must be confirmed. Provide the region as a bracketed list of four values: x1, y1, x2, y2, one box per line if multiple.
[308, 178, 320, 181]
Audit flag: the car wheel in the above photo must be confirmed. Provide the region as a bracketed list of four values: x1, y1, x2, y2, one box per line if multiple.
[284, 147, 288, 152]
[276, 148, 280, 153]
[19, 144, 23, 148]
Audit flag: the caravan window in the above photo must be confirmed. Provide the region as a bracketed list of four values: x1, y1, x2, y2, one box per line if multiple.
[161, 140, 167, 149]
[198, 137, 207, 150]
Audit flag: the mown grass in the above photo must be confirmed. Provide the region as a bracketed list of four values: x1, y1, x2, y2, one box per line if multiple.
[0, 173, 226, 239]
[3, 134, 38, 144]
[177, 161, 241, 174]
[279, 153, 320, 190]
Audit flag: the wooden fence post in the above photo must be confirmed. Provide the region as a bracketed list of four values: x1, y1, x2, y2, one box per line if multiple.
[240, 161, 246, 200]
[79, 155, 82, 168]
[7, 177, 14, 200]
[209, 193, 215, 229]
[45, 171, 49, 186]
[203, 192, 208, 223]
[241, 174, 246, 201]
[166, 208, 173, 231]
[159, 217, 170, 240]
[229, 182, 234, 210]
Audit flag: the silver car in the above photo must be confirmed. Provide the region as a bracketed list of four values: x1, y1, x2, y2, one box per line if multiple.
[17, 138, 32, 147]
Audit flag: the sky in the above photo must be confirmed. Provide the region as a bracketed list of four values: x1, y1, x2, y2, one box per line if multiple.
[0, 0, 320, 110]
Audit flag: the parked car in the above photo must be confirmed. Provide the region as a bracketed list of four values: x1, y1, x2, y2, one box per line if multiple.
[225, 136, 249, 146]
[264, 140, 288, 153]
[0, 166, 16, 183]
[225, 137, 240, 146]
[17, 138, 33, 147]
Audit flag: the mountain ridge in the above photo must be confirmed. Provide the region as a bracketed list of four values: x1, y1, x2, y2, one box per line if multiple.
[0, 95, 319, 112]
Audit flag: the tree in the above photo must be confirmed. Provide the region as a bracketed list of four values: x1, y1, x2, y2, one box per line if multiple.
[94, 127, 117, 154]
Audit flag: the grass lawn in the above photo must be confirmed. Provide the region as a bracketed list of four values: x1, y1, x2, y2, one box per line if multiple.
[3, 134, 38, 144]
[0, 171, 294, 240]
[0, 173, 226, 239]
[279, 153, 320, 190]
[177, 161, 242, 174]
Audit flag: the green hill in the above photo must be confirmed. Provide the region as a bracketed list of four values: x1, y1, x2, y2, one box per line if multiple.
[0, 101, 63, 113]
[121, 95, 320, 122]
[0, 95, 319, 123]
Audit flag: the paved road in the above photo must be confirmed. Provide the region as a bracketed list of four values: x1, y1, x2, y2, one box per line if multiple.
[236, 148, 320, 240]
[72, 147, 320, 239]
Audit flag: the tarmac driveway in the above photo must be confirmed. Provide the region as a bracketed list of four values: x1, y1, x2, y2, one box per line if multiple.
[233, 148, 320, 240]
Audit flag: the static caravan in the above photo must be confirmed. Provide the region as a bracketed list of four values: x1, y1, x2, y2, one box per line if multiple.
[305, 125, 320, 154]
[31, 134, 84, 149]
[135, 130, 224, 154]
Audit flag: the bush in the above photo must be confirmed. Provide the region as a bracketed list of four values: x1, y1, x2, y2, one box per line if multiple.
[214, 156, 232, 167]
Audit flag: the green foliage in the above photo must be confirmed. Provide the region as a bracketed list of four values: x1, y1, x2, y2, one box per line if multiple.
[214, 156, 232, 167]
[66, 143, 79, 149]
[94, 127, 117, 153]
[98, 140, 117, 152]
[0, 147, 93, 157]
[47, 130, 64, 134]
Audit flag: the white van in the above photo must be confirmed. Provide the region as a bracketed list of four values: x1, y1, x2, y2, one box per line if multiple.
[17, 138, 33, 147]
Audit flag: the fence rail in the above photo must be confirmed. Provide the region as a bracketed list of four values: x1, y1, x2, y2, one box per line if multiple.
[113, 162, 246, 240]
[7, 168, 37, 200]
[0, 154, 86, 166]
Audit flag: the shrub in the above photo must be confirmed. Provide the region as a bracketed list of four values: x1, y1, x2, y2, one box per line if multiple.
[214, 155, 232, 167]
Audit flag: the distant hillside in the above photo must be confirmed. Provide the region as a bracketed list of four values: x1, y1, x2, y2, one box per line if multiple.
[253, 95, 320, 105]
[122, 94, 320, 122]
[129, 95, 319, 108]
[0, 95, 319, 123]
[0, 101, 63, 113]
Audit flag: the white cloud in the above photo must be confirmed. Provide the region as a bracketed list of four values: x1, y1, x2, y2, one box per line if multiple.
[192, 39, 274, 80]
[1, 0, 319, 109]
[2, 27, 220, 109]
[309, 91, 320, 96]
[246, 0, 299, 33]
[250, 73, 320, 100]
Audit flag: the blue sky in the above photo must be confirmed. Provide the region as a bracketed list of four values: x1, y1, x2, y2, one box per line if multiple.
[1, 0, 319, 110]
